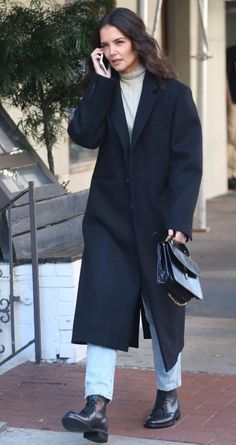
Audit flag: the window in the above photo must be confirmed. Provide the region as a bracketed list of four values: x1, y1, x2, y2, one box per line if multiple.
[69, 141, 98, 165]
[0, 164, 50, 193]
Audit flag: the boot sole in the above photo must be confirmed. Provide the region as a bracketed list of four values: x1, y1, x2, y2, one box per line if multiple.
[84, 431, 108, 443]
[144, 409, 180, 429]
[62, 415, 108, 442]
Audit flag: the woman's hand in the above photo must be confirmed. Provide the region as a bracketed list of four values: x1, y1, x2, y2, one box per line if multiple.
[168, 229, 187, 244]
[91, 48, 111, 78]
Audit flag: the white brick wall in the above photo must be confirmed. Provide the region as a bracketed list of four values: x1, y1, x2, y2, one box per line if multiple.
[0, 260, 87, 366]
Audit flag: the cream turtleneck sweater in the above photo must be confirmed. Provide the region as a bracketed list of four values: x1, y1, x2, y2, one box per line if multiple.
[120, 65, 146, 142]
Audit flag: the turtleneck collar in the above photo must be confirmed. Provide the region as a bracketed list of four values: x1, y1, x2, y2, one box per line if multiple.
[120, 65, 146, 81]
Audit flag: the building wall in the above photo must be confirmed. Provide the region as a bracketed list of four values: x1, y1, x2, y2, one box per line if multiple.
[166, 0, 191, 86]
[69, 0, 228, 199]
[0, 261, 86, 367]
[170, 0, 227, 199]
[204, 0, 227, 198]
[2, 0, 228, 200]
[116, 0, 137, 11]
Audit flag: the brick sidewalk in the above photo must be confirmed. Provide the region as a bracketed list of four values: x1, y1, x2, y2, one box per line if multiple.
[0, 363, 235, 445]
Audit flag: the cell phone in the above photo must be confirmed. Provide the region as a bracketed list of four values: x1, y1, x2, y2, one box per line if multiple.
[99, 54, 107, 73]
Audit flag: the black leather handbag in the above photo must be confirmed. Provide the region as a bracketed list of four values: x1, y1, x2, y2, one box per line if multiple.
[157, 239, 203, 306]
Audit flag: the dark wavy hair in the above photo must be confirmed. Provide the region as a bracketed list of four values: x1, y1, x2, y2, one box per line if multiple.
[81, 7, 177, 91]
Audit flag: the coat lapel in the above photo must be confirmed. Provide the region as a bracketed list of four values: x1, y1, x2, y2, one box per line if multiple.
[110, 71, 160, 153]
[110, 77, 130, 154]
[131, 72, 159, 149]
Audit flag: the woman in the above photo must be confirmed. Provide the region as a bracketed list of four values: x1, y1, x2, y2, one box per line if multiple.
[62, 7, 202, 444]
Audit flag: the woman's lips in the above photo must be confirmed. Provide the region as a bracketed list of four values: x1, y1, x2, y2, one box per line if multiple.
[111, 59, 123, 65]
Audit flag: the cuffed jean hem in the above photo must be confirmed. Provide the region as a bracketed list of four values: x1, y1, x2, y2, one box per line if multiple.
[85, 391, 112, 401]
[157, 382, 181, 391]
[155, 353, 182, 391]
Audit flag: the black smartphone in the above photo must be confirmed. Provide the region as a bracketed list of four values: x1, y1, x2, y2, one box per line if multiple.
[99, 54, 109, 73]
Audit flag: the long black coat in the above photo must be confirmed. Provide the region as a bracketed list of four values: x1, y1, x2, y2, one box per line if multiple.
[69, 71, 202, 371]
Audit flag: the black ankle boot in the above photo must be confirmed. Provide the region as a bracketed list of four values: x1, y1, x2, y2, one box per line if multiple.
[62, 394, 109, 443]
[144, 389, 180, 428]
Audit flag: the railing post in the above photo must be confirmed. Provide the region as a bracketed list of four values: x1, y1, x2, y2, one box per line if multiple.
[8, 203, 16, 355]
[28, 181, 41, 364]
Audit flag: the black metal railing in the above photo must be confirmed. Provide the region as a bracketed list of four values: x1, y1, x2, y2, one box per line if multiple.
[0, 181, 41, 365]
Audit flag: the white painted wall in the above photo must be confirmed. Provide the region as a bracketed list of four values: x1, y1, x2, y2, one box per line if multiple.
[0, 261, 87, 368]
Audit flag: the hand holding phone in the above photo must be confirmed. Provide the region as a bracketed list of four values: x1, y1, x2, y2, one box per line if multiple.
[91, 48, 111, 78]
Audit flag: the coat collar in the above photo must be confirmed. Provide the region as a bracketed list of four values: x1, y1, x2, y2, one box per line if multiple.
[110, 71, 160, 153]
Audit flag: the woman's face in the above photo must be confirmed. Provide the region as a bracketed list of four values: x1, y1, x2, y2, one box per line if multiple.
[100, 25, 140, 74]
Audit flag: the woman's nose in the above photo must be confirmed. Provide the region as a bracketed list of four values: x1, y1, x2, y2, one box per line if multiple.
[110, 45, 117, 56]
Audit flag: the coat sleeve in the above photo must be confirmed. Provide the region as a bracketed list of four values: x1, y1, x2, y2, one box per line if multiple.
[68, 73, 115, 149]
[166, 86, 203, 239]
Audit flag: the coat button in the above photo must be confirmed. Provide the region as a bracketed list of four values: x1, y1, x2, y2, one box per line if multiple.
[126, 178, 130, 183]
[130, 204, 133, 209]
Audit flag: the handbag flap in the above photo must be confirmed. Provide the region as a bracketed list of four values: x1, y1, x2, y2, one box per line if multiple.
[168, 242, 201, 276]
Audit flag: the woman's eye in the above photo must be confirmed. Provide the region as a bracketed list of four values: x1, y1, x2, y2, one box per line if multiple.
[116, 40, 124, 45]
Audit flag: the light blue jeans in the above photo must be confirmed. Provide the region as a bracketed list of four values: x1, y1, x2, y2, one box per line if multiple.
[85, 296, 181, 400]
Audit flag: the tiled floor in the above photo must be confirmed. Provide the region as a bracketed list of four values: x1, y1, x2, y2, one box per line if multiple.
[0, 363, 235, 445]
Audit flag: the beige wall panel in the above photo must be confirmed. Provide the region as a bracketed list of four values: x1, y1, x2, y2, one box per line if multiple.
[69, 166, 95, 192]
[190, 0, 198, 99]
[208, 0, 225, 40]
[204, 0, 227, 198]
[166, 0, 190, 86]
[148, 1, 162, 45]
[190, 0, 227, 199]
[116, 0, 162, 43]
[116, 0, 137, 11]
[205, 39, 227, 198]
[51, 120, 70, 183]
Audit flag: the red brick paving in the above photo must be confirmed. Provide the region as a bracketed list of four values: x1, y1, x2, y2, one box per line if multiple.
[0, 363, 236, 445]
